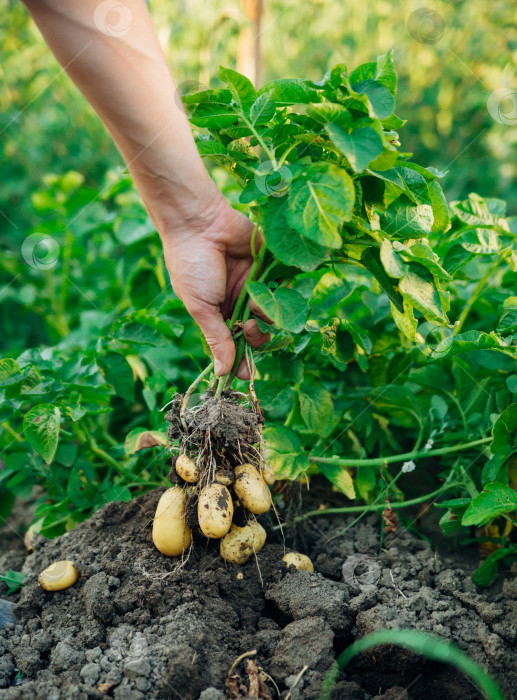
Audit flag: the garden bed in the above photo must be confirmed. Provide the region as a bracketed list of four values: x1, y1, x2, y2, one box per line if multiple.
[0, 488, 516, 700]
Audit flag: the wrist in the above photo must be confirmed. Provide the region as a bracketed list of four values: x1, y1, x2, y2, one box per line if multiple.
[133, 164, 223, 239]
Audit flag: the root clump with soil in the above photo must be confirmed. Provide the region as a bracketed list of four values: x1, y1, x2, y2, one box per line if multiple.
[162, 389, 271, 563]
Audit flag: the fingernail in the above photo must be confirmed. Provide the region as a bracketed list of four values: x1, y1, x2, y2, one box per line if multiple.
[214, 360, 223, 375]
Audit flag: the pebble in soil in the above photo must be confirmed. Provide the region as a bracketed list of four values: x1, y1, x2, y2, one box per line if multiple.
[0, 488, 516, 699]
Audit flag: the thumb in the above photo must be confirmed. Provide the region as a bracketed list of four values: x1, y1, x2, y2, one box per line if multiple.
[190, 303, 236, 376]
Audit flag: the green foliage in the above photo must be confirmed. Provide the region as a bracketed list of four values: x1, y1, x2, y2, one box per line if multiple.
[0, 570, 25, 595]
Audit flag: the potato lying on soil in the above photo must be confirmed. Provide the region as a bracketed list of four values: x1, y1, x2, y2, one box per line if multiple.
[175, 454, 200, 483]
[198, 483, 234, 538]
[282, 552, 314, 572]
[220, 521, 267, 564]
[38, 560, 78, 591]
[234, 463, 272, 514]
[153, 487, 192, 556]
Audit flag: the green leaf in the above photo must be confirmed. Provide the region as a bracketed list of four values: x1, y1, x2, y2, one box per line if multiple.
[349, 51, 397, 95]
[247, 282, 308, 333]
[428, 180, 451, 234]
[0, 569, 25, 595]
[391, 299, 417, 341]
[260, 198, 329, 272]
[189, 102, 237, 128]
[196, 139, 228, 156]
[0, 359, 31, 388]
[318, 318, 355, 369]
[451, 193, 504, 227]
[286, 162, 355, 248]
[299, 384, 334, 434]
[124, 428, 167, 455]
[472, 547, 516, 586]
[318, 463, 356, 499]
[399, 265, 448, 325]
[97, 353, 134, 401]
[250, 89, 276, 124]
[307, 103, 352, 126]
[325, 124, 383, 173]
[361, 247, 404, 312]
[258, 78, 320, 105]
[218, 66, 257, 107]
[460, 228, 501, 255]
[497, 297, 517, 334]
[183, 88, 232, 105]
[380, 195, 434, 238]
[352, 80, 394, 119]
[23, 404, 61, 464]
[491, 403, 517, 455]
[462, 483, 517, 526]
[129, 267, 162, 309]
[264, 425, 310, 479]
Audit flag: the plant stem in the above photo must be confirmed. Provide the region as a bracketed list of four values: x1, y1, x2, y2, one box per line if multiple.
[241, 114, 276, 164]
[454, 259, 501, 335]
[215, 239, 267, 398]
[284, 383, 301, 427]
[309, 436, 492, 469]
[299, 482, 460, 518]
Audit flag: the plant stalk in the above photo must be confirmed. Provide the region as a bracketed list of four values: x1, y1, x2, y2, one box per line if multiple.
[309, 437, 492, 469]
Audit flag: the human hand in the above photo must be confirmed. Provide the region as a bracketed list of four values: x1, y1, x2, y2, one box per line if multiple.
[161, 189, 270, 379]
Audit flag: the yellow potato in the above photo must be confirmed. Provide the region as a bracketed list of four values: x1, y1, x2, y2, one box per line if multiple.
[234, 464, 271, 514]
[220, 521, 267, 564]
[262, 464, 276, 486]
[176, 454, 200, 483]
[282, 552, 314, 573]
[198, 483, 233, 538]
[214, 469, 234, 487]
[38, 560, 79, 591]
[152, 487, 191, 556]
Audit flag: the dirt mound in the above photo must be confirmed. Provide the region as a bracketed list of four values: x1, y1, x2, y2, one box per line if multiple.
[0, 489, 516, 699]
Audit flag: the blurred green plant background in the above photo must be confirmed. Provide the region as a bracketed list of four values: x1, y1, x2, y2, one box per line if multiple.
[2, 0, 516, 240]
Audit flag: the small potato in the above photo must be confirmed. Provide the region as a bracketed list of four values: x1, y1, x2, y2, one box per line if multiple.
[198, 483, 233, 538]
[153, 487, 192, 556]
[214, 469, 235, 487]
[38, 560, 78, 591]
[262, 464, 276, 486]
[282, 552, 314, 573]
[220, 521, 267, 565]
[234, 464, 271, 515]
[176, 454, 200, 483]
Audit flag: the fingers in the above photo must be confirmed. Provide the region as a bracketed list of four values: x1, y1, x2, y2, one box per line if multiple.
[189, 302, 236, 376]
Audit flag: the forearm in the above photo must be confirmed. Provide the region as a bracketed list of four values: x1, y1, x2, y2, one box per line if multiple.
[22, 0, 218, 232]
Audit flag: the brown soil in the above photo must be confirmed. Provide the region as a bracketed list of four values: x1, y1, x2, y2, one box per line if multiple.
[0, 487, 516, 700]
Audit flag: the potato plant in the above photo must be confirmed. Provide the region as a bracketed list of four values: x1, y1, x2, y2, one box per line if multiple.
[1, 53, 517, 580]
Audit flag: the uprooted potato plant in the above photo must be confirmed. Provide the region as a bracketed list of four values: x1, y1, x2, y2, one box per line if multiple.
[149, 51, 458, 562]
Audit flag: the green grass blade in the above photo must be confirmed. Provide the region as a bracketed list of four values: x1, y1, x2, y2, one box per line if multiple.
[320, 629, 506, 700]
